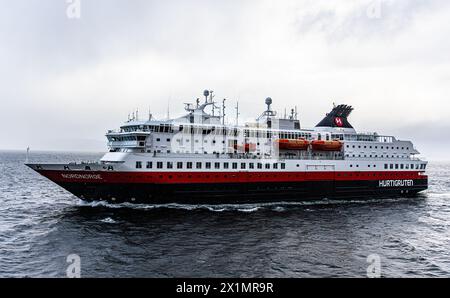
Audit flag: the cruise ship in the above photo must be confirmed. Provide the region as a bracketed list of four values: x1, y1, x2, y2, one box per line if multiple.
[27, 90, 428, 204]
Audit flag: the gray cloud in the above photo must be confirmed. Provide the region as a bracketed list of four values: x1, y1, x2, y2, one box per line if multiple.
[0, 0, 449, 160]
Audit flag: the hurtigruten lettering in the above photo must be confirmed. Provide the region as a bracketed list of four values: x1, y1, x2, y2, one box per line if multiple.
[379, 180, 414, 187]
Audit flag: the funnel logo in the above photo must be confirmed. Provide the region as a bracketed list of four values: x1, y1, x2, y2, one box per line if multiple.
[335, 117, 343, 127]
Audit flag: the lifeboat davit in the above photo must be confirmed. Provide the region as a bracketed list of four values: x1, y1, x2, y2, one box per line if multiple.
[276, 139, 310, 150]
[311, 140, 343, 151]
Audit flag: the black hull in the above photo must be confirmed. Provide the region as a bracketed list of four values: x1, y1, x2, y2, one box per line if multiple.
[57, 179, 428, 204]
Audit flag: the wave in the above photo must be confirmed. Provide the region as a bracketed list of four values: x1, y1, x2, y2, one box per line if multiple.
[76, 196, 424, 213]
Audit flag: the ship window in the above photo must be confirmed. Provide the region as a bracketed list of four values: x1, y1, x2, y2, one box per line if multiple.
[384, 164, 388, 169]
[249, 163, 254, 169]
[374, 165, 376, 168]
[232, 163, 238, 169]
[352, 145, 355, 148]
[167, 162, 173, 169]
[406, 164, 409, 169]
[177, 162, 183, 169]
[265, 164, 270, 169]
[389, 164, 393, 169]
[206, 162, 211, 169]
[395, 164, 399, 169]
[257, 163, 263, 169]
[136, 161, 142, 169]
[167, 138, 170, 142]
[85, 166, 91, 171]
[108, 166, 113, 171]
[156, 138, 160, 142]
[241, 163, 246, 169]
[368, 165, 371, 168]
[416, 164, 419, 169]
[356, 165, 359, 168]
[281, 163, 286, 169]
[196, 162, 202, 169]
[350, 165, 353, 168]
[273, 163, 278, 169]
[215, 162, 220, 169]
[157, 162, 163, 169]
[187, 162, 193, 169]
[146, 162, 152, 169]
[224, 162, 229, 169]
[400, 164, 404, 169]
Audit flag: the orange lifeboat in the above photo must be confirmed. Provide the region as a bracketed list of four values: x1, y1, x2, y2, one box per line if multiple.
[276, 139, 310, 150]
[234, 143, 257, 152]
[311, 140, 343, 151]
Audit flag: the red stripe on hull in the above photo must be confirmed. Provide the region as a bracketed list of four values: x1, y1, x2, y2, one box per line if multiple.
[38, 170, 426, 185]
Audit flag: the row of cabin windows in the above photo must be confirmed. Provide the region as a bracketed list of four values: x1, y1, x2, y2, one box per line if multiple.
[136, 161, 286, 170]
[347, 154, 408, 158]
[384, 163, 426, 170]
[346, 144, 410, 150]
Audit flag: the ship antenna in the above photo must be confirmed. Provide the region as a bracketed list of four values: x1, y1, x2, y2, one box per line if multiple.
[222, 98, 226, 125]
[136, 108, 139, 121]
[167, 99, 170, 119]
[235, 101, 240, 126]
[203, 90, 210, 104]
[148, 107, 152, 121]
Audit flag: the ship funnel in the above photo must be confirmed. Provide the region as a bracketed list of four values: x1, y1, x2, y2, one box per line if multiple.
[316, 104, 354, 128]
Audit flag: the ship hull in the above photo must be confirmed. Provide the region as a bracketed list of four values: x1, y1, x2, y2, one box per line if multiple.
[31, 169, 428, 204]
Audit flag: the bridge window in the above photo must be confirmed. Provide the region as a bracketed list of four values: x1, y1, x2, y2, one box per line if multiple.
[224, 162, 229, 169]
[177, 162, 183, 169]
[196, 162, 202, 169]
[157, 162, 163, 169]
[249, 163, 254, 169]
[265, 163, 270, 169]
[146, 162, 152, 169]
[167, 162, 173, 169]
[215, 162, 220, 169]
[232, 163, 238, 169]
[241, 163, 246, 169]
[273, 163, 278, 169]
[187, 162, 193, 169]
[257, 163, 263, 169]
[206, 162, 211, 169]
[281, 163, 286, 169]
[136, 161, 142, 169]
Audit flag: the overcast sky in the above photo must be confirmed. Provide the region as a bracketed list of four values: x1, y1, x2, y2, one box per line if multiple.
[1, 0, 449, 160]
